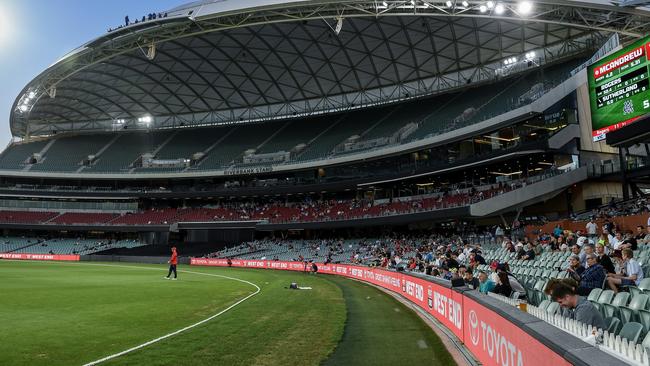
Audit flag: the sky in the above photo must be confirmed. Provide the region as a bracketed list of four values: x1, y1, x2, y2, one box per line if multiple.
[0, 0, 183, 148]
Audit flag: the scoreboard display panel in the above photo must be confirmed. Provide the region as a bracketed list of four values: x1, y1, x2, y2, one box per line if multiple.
[589, 36, 650, 141]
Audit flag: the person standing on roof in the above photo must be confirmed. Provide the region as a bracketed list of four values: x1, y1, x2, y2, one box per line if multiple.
[164, 246, 178, 280]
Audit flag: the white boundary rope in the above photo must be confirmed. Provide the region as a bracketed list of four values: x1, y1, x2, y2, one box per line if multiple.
[2, 260, 261, 366]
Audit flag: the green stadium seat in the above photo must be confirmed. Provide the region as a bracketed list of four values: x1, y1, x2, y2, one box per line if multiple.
[587, 288, 602, 302]
[592, 290, 615, 314]
[604, 317, 621, 334]
[639, 278, 650, 294]
[618, 322, 644, 344]
[642, 331, 650, 349]
[620, 294, 649, 324]
[639, 309, 650, 333]
[538, 299, 551, 311]
[602, 292, 630, 319]
[546, 301, 560, 315]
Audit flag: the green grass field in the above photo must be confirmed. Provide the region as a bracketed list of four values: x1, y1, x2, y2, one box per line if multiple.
[0, 260, 455, 366]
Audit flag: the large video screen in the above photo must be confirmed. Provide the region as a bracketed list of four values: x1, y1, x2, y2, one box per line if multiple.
[589, 36, 650, 141]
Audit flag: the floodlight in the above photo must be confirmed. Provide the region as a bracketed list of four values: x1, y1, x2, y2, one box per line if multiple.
[19, 105, 28, 112]
[479, 5, 487, 12]
[486, 1, 494, 9]
[494, 3, 505, 14]
[518, 1, 532, 15]
[446, 1, 453, 7]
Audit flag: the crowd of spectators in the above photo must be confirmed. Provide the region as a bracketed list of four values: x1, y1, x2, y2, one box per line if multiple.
[206, 209, 650, 333]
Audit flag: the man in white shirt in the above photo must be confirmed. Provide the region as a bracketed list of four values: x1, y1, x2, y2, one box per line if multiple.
[586, 219, 597, 239]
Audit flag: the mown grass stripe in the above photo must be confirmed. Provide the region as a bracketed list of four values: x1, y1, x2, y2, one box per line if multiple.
[322, 276, 456, 366]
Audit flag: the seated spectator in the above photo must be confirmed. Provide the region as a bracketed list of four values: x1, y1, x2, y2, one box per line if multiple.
[635, 225, 647, 245]
[572, 254, 606, 296]
[496, 263, 525, 297]
[609, 231, 624, 250]
[478, 271, 495, 294]
[566, 255, 585, 277]
[520, 243, 536, 260]
[471, 249, 486, 265]
[620, 231, 637, 251]
[606, 248, 644, 293]
[491, 272, 513, 297]
[595, 243, 615, 274]
[639, 225, 650, 247]
[464, 269, 480, 289]
[515, 243, 526, 259]
[551, 283, 606, 330]
[580, 244, 595, 268]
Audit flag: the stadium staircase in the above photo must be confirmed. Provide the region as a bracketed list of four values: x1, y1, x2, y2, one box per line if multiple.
[293, 114, 347, 161]
[22, 139, 56, 171]
[6, 242, 40, 253]
[77, 134, 121, 173]
[185, 126, 237, 171]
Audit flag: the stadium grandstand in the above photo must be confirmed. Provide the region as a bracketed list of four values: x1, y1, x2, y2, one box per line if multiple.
[5, 0, 650, 365]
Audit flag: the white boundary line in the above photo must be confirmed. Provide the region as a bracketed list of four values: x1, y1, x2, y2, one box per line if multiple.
[3, 260, 261, 366]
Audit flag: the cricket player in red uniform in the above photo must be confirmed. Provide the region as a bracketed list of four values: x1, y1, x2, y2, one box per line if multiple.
[164, 246, 178, 280]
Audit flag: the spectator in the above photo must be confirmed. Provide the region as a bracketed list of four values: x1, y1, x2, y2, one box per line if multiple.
[586, 218, 598, 239]
[497, 263, 525, 297]
[620, 231, 637, 251]
[573, 254, 606, 296]
[464, 269, 480, 289]
[635, 225, 646, 244]
[491, 272, 513, 297]
[606, 248, 644, 293]
[521, 243, 536, 260]
[544, 278, 579, 297]
[596, 243, 616, 273]
[495, 225, 504, 244]
[571, 244, 582, 260]
[553, 224, 563, 238]
[515, 242, 526, 259]
[551, 283, 606, 329]
[602, 219, 614, 234]
[566, 254, 585, 277]
[609, 231, 623, 250]
[639, 225, 650, 246]
[581, 244, 595, 268]
[478, 271, 495, 294]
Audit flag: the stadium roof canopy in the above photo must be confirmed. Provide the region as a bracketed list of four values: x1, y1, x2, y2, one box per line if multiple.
[11, 0, 650, 138]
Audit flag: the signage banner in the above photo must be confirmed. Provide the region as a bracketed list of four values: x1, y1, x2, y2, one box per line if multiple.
[0, 253, 80, 261]
[462, 296, 571, 366]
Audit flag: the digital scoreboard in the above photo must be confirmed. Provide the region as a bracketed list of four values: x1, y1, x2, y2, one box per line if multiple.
[588, 36, 650, 141]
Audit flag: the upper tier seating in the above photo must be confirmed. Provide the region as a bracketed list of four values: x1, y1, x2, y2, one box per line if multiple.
[0, 57, 586, 174]
[30, 134, 113, 172]
[88, 131, 173, 172]
[0, 140, 48, 170]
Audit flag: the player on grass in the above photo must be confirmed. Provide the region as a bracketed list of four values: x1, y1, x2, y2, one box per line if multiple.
[164, 246, 178, 280]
